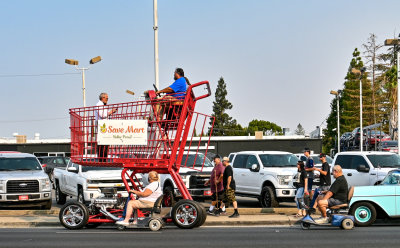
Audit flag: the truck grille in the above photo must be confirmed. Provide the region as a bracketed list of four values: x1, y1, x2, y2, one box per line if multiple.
[189, 175, 209, 189]
[7, 180, 39, 193]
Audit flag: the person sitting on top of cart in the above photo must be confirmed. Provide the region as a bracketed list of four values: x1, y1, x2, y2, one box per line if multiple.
[152, 68, 191, 120]
[315, 165, 348, 224]
[116, 171, 162, 226]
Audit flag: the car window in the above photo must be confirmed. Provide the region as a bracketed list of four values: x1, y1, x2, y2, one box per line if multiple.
[326, 156, 333, 164]
[259, 154, 298, 167]
[0, 157, 42, 171]
[232, 154, 249, 169]
[246, 155, 259, 169]
[180, 153, 213, 168]
[228, 154, 235, 163]
[351, 156, 369, 170]
[366, 154, 400, 168]
[381, 171, 400, 185]
[335, 155, 352, 169]
[53, 157, 66, 165]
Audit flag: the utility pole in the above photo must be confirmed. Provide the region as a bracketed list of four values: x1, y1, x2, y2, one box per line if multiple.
[153, 0, 159, 90]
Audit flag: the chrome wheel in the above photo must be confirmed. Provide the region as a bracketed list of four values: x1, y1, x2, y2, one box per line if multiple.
[171, 200, 201, 229]
[59, 201, 89, 229]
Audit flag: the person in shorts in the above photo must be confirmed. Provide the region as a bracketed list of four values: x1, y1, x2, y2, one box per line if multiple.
[316, 165, 348, 224]
[204, 155, 225, 216]
[219, 157, 239, 218]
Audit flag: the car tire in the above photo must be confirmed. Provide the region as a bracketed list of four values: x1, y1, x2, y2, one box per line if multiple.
[171, 199, 202, 229]
[350, 202, 377, 227]
[162, 186, 176, 207]
[77, 187, 86, 205]
[259, 186, 279, 208]
[59, 200, 89, 230]
[55, 182, 67, 205]
[192, 201, 207, 227]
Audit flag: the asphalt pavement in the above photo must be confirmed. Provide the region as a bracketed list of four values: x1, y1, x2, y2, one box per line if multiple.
[1, 226, 399, 248]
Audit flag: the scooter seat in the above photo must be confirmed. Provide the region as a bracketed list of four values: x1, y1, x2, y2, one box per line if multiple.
[329, 203, 348, 210]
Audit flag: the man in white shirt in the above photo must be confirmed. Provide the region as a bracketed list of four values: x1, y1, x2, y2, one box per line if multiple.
[95, 93, 117, 162]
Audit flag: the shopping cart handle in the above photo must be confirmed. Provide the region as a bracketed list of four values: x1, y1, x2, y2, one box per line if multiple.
[188, 81, 211, 101]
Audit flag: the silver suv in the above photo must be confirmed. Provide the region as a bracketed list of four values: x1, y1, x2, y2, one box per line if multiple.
[0, 152, 52, 209]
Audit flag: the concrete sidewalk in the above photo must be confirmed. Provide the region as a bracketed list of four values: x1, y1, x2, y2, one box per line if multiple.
[0, 207, 303, 228]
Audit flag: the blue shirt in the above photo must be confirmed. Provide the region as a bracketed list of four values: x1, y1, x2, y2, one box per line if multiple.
[168, 77, 187, 99]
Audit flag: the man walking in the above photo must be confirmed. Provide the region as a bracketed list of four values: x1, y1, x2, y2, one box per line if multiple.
[303, 148, 314, 200]
[220, 157, 239, 218]
[204, 155, 225, 216]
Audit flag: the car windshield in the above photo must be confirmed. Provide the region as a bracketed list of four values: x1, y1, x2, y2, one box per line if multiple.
[179, 153, 214, 168]
[0, 157, 42, 171]
[259, 154, 298, 167]
[366, 154, 400, 168]
[310, 155, 333, 165]
[81, 165, 122, 172]
[381, 141, 398, 147]
[381, 171, 400, 185]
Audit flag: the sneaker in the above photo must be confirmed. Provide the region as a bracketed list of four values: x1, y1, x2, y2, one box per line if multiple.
[218, 209, 227, 216]
[213, 209, 220, 217]
[207, 210, 216, 216]
[314, 217, 329, 224]
[115, 220, 130, 226]
[229, 212, 240, 218]
[118, 217, 124, 221]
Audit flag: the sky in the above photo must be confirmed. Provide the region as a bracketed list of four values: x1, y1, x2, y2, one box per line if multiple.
[1, 0, 400, 139]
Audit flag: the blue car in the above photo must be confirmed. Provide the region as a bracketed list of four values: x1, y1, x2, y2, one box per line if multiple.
[349, 169, 400, 226]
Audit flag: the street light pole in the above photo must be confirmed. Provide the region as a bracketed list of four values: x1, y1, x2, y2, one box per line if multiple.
[330, 90, 341, 153]
[351, 68, 366, 152]
[65, 56, 102, 108]
[153, 0, 159, 90]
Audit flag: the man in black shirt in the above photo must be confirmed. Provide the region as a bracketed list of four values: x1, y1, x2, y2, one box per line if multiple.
[219, 157, 239, 218]
[316, 165, 348, 224]
[309, 153, 331, 211]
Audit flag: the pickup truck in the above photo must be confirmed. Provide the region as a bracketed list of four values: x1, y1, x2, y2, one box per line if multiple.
[0, 152, 52, 209]
[332, 151, 400, 186]
[54, 160, 142, 204]
[140, 152, 213, 206]
[229, 151, 298, 208]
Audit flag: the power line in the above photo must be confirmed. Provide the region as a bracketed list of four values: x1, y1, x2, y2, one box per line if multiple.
[0, 117, 69, 123]
[0, 72, 80, 78]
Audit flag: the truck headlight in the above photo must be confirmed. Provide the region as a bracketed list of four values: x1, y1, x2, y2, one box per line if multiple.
[277, 175, 292, 185]
[41, 178, 51, 191]
[0, 180, 4, 193]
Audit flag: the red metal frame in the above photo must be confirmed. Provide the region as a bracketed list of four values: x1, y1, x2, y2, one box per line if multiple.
[70, 81, 214, 223]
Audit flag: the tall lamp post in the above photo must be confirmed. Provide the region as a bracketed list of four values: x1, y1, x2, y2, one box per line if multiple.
[330, 90, 342, 153]
[65, 56, 102, 107]
[384, 38, 400, 156]
[351, 67, 366, 151]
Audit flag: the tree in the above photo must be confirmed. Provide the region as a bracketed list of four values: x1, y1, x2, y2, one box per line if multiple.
[295, 123, 305, 135]
[247, 119, 283, 135]
[210, 77, 235, 136]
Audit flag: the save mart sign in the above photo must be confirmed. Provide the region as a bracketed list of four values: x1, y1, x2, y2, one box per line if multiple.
[97, 120, 148, 145]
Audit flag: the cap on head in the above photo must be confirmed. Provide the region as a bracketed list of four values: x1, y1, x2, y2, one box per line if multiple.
[175, 68, 184, 77]
[303, 148, 311, 153]
[213, 155, 221, 160]
[222, 157, 229, 162]
[319, 153, 326, 158]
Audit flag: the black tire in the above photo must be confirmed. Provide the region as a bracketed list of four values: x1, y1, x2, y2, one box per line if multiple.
[77, 187, 86, 204]
[259, 186, 279, 208]
[59, 200, 89, 230]
[350, 202, 377, 227]
[85, 223, 103, 229]
[171, 199, 202, 229]
[162, 186, 176, 207]
[42, 199, 52, 210]
[300, 222, 311, 230]
[192, 201, 207, 227]
[55, 181, 66, 205]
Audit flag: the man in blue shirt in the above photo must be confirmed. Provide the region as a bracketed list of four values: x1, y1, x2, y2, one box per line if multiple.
[155, 68, 189, 99]
[154, 68, 190, 120]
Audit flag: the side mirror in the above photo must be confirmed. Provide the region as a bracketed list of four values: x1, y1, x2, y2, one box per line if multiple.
[250, 164, 259, 172]
[67, 166, 78, 173]
[357, 165, 370, 173]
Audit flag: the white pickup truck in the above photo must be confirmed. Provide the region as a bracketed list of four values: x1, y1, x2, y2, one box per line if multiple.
[229, 151, 299, 208]
[54, 160, 142, 204]
[331, 151, 400, 186]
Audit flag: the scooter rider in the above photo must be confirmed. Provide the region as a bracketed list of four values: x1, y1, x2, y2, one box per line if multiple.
[316, 165, 348, 224]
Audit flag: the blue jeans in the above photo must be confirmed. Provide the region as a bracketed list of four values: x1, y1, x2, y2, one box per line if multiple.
[307, 178, 313, 191]
[295, 187, 306, 210]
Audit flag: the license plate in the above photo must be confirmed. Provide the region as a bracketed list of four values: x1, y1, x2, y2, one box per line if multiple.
[203, 190, 212, 196]
[18, 195, 29, 201]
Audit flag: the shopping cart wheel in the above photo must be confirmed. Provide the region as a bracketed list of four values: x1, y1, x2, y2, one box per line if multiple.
[59, 201, 89, 230]
[171, 200, 202, 229]
[149, 219, 162, 231]
[300, 222, 311, 230]
[341, 218, 354, 230]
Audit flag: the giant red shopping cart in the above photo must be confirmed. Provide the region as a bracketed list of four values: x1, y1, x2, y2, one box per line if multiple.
[59, 81, 215, 230]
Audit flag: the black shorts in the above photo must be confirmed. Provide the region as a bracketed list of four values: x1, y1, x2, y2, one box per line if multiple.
[328, 198, 345, 207]
[211, 191, 224, 201]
